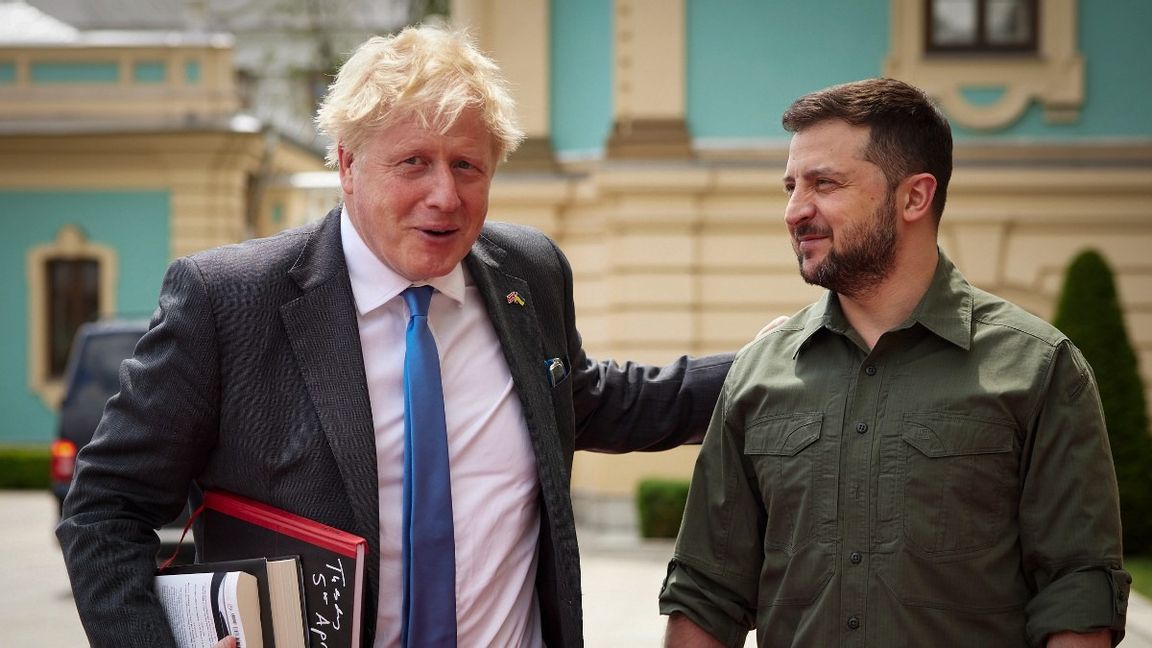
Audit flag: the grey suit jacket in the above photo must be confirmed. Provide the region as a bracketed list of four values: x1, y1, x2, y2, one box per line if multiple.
[57, 207, 731, 647]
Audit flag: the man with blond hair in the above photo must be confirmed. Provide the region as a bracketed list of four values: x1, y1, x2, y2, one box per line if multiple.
[59, 25, 731, 647]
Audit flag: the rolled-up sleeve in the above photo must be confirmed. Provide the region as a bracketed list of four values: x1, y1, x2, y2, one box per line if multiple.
[659, 384, 764, 647]
[1026, 566, 1130, 646]
[660, 559, 757, 648]
[1020, 341, 1130, 646]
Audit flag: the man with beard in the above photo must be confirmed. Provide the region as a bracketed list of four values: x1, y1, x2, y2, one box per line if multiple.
[658, 78, 1129, 648]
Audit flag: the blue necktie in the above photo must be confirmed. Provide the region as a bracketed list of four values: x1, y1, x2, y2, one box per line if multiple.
[400, 286, 457, 647]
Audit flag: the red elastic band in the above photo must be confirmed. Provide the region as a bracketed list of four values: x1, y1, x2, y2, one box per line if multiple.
[157, 502, 206, 572]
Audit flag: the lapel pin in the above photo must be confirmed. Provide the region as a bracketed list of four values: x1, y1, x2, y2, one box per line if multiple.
[506, 291, 525, 306]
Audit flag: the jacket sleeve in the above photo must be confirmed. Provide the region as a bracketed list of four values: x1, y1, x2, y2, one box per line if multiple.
[1020, 341, 1130, 646]
[571, 352, 734, 453]
[544, 236, 732, 453]
[56, 257, 222, 648]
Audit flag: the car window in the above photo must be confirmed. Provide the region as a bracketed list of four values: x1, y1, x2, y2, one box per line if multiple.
[64, 331, 142, 401]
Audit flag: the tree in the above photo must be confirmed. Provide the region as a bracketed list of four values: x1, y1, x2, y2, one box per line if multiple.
[1052, 249, 1152, 555]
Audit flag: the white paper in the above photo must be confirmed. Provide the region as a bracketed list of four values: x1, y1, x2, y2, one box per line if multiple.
[156, 571, 255, 648]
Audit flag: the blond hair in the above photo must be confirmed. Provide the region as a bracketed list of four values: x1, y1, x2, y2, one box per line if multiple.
[315, 24, 525, 167]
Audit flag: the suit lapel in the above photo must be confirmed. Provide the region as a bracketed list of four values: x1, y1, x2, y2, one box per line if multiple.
[467, 230, 580, 647]
[278, 209, 381, 643]
[465, 237, 569, 500]
[280, 210, 379, 531]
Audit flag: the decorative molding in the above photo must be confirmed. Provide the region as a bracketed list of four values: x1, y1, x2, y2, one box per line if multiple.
[26, 224, 118, 409]
[609, 0, 691, 159]
[884, 0, 1083, 131]
[605, 118, 693, 160]
[502, 135, 559, 172]
[450, 0, 551, 138]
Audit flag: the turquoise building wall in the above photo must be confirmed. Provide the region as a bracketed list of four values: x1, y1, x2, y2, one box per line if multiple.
[949, 0, 1152, 137]
[687, 0, 889, 141]
[547, 0, 1152, 156]
[550, 0, 614, 158]
[966, 0, 1152, 139]
[0, 190, 170, 444]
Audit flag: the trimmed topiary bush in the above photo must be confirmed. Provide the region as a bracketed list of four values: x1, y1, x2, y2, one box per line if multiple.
[636, 478, 691, 538]
[1052, 249, 1152, 555]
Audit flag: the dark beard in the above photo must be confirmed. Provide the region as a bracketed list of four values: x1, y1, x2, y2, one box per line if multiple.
[798, 190, 898, 299]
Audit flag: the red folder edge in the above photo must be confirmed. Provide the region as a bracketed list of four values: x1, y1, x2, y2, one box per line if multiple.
[202, 491, 365, 558]
[201, 490, 367, 647]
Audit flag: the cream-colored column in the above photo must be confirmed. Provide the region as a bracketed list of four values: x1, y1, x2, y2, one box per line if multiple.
[162, 132, 264, 258]
[451, 0, 556, 171]
[605, 0, 691, 159]
[451, 0, 571, 260]
[570, 0, 696, 509]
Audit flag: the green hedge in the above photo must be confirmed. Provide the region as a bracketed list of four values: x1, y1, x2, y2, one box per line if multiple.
[1125, 556, 1152, 599]
[636, 478, 691, 538]
[1053, 250, 1152, 555]
[0, 445, 51, 490]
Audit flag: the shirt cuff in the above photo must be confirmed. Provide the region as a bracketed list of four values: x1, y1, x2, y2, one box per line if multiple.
[658, 559, 755, 648]
[1025, 566, 1131, 646]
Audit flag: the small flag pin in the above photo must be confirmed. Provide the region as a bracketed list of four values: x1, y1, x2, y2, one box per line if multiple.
[506, 291, 525, 306]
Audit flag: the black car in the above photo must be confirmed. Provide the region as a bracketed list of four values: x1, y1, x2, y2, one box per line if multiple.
[51, 319, 193, 561]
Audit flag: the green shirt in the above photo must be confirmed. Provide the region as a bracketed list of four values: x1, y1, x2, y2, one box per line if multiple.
[660, 252, 1130, 648]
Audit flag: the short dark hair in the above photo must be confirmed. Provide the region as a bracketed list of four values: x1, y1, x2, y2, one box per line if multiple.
[782, 78, 953, 220]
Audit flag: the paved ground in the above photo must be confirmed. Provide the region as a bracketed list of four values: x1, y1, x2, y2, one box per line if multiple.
[2, 491, 89, 647]
[578, 529, 757, 647]
[579, 530, 1152, 648]
[4, 490, 1149, 647]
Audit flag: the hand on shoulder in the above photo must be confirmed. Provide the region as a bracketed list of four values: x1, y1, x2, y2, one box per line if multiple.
[756, 315, 790, 340]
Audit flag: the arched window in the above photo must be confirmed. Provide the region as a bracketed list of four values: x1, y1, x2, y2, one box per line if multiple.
[27, 225, 118, 408]
[45, 258, 100, 378]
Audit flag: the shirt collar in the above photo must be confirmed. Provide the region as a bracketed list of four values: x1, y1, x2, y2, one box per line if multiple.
[792, 248, 974, 357]
[908, 250, 973, 350]
[340, 205, 468, 316]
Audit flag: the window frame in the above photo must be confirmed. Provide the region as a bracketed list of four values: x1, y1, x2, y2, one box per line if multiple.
[925, 0, 1040, 55]
[27, 225, 118, 409]
[886, 0, 1082, 130]
[45, 257, 102, 380]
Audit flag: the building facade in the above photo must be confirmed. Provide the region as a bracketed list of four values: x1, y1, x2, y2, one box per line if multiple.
[449, 0, 1152, 524]
[3, 1, 1149, 533]
[0, 2, 327, 443]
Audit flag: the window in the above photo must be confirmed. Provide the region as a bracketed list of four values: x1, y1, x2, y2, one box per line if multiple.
[887, 0, 1080, 130]
[927, 0, 1037, 53]
[45, 259, 100, 379]
[27, 225, 118, 408]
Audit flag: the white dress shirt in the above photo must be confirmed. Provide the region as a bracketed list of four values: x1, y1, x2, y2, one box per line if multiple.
[340, 210, 543, 648]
